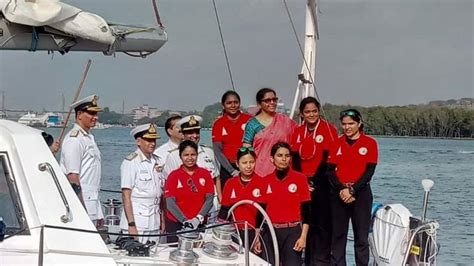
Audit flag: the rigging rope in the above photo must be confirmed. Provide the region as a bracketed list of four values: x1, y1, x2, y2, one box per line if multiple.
[211, 0, 236, 91]
[282, 0, 336, 140]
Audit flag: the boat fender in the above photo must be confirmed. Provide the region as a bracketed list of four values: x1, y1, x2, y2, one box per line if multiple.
[70, 130, 79, 137]
[125, 152, 138, 161]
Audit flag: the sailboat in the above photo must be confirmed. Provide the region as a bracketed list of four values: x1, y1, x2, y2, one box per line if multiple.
[0, 0, 440, 265]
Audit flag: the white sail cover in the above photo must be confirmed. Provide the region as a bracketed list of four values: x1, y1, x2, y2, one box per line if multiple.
[0, 0, 115, 44]
[369, 204, 412, 266]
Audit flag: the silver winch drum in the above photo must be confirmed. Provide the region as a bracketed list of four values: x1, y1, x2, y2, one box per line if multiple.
[202, 223, 238, 260]
[102, 199, 122, 226]
[169, 230, 200, 264]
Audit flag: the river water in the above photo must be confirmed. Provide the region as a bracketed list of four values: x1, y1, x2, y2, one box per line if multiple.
[45, 127, 474, 264]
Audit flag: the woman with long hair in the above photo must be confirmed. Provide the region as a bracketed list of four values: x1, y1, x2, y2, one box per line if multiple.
[164, 140, 215, 243]
[327, 109, 378, 266]
[290, 96, 338, 265]
[212, 91, 252, 200]
[243, 88, 296, 177]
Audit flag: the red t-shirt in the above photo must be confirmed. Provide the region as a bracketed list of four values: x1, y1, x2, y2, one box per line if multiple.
[327, 134, 378, 184]
[212, 112, 252, 163]
[164, 166, 215, 222]
[290, 119, 338, 177]
[221, 174, 265, 228]
[263, 169, 311, 223]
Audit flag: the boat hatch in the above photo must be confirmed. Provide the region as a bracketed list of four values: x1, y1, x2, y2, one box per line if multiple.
[0, 153, 29, 237]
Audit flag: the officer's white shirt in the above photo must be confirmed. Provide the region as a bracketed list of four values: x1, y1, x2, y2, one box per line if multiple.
[153, 139, 179, 167]
[60, 123, 103, 220]
[120, 148, 164, 232]
[163, 144, 220, 179]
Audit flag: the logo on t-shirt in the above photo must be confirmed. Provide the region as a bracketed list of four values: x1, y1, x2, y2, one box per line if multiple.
[296, 134, 301, 144]
[336, 147, 342, 156]
[288, 184, 297, 193]
[266, 184, 272, 194]
[359, 147, 368, 155]
[177, 180, 183, 189]
[222, 127, 228, 136]
[199, 178, 206, 186]
[230, 189, 236, 199]
[252, 188, 261, 198]
[315, 135, 324, 143]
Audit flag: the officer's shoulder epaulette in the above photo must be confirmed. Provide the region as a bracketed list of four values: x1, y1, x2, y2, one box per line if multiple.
[125, 152, 138, 161]
[199, 144, 212, 150]
[69, 130, 79, 137]
[168, 147, 179, 153]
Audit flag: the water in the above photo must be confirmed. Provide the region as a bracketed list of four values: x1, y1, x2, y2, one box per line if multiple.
[45, 127, 474, 264]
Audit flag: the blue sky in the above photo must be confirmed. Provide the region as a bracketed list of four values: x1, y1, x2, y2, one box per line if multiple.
[0, 0, 472, 112]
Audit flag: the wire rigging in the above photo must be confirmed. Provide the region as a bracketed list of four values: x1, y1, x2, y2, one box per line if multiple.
[211, 0, 236, 91]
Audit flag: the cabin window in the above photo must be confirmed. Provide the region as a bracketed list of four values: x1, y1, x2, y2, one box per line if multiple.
[0, 154, 27, 234]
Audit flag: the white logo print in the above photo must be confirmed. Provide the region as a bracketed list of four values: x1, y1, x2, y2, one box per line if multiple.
[252, 188, 261, 198]
[315, 135, 324, 143]
[288, 184, 297, 193]
[222, 127, 228, 136]
[266, 185, 272, 194]
[199, 178, 206, 186]
[177, 180, 183, 189]
[230, 189, 236, 199]
[336, 147, 342, 156]
[359, 147, 368, 155]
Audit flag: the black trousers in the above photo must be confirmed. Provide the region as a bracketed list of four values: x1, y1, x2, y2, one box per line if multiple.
[263, 225, 303, 266]
[330, 185, 373, 266]
[305, 182, 332, 266]
[165, 218, 182, 244]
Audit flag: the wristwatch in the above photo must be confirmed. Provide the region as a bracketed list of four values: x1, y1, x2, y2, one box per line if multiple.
[128, 221, 136, 227]
[196, 214, 204, 223]
[348, 187, 355, 196]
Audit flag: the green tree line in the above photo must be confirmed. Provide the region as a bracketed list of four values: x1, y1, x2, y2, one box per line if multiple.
[100, 104, 474, 138]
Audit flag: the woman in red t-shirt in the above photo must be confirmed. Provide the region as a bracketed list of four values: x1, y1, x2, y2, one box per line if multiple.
[218, 146, 265, 255]
[212, 90, 252, 200]
[263, 142, 311, 266]
[164, 140, 214, 243]
[327, 109, 378, 266]
[290, 96, 338, 265]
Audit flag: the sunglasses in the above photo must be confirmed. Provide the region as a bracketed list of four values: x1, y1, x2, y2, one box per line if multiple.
[187, 178, 198, 193]
[260, 97, 279, 104]
[340, 110, 361, 119]
[239, 146, 255, 152]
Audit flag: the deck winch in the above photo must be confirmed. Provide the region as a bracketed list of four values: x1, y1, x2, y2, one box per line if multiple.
[202, 223, 239, 260]
[169, 229, 200, 264]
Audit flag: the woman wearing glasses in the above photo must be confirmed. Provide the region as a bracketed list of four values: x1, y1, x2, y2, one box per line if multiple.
[218, 146, 265, 255]
[327, 109, 378, 266]
[243, 88, 297, 177]
[290, 96, 338, 265]
[263, 142, 311, 266]
[212, 91, 252, 199]
[164, 140, 215, 243]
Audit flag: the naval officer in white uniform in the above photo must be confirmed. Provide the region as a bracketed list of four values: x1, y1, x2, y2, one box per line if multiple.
[120, 123, 164, 244]
[60, 95, 104, 227]
[162, 115, 221, 220]
[153, 115, 183, 172]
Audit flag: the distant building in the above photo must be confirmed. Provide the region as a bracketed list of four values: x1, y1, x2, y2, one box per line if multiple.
[131, 105, 163, 123]
[428, 98, 473, 110]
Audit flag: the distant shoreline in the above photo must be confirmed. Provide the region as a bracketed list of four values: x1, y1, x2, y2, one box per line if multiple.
[372, 135, 474, 141]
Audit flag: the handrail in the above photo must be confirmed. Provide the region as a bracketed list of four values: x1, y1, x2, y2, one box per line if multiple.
[38, 163, 72, 223]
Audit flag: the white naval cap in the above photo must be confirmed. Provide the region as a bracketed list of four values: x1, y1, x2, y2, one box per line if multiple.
[130, 123, 160, 139]
[70, 95, 102, 112]
[178, 115, 202, 132]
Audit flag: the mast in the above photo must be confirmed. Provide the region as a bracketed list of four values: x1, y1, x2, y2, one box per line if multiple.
[289, 0, 319, 118]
